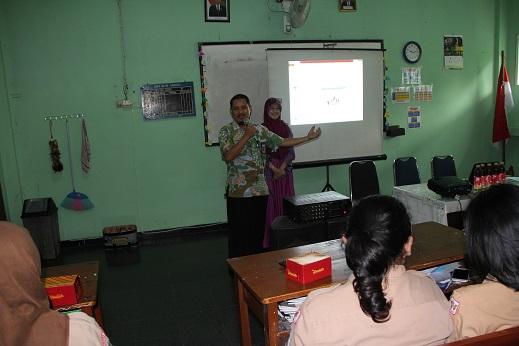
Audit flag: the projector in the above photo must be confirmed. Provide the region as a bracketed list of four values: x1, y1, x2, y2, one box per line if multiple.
[427, 176, 472, 198]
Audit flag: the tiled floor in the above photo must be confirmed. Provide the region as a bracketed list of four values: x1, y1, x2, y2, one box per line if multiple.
[57, 231, 266, 346]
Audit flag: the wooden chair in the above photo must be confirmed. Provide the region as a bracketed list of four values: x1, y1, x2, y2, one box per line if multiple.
[446, 325, 519, 345]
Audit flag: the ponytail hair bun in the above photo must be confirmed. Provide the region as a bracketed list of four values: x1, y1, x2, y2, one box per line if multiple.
[344, 195, 411, 322]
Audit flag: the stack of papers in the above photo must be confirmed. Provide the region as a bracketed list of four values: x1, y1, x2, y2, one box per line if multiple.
[278, 297, 307, 331]
[421, 261, 463, 290]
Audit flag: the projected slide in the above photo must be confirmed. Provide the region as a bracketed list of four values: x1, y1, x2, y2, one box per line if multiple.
[288, 59, 363, 126]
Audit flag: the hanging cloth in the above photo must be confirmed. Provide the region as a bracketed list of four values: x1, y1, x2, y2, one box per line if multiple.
[48, 120, 64, 172]
[81, 118, 90, 173]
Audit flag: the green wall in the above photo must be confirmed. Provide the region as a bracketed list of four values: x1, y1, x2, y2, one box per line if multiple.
[505, 0, 519, 170]
[0, 0, 515, 240]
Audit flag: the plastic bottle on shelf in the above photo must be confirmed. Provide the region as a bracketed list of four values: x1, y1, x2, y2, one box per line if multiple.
[499, 162, 506, 183]
[491, 162, 499, 186]
[473, 165, 482, 191]
[479, 164, 487, 189]
[485, 163, 493, 188]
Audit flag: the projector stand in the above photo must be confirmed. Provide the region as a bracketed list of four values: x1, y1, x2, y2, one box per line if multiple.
[321, 166, 335, 192]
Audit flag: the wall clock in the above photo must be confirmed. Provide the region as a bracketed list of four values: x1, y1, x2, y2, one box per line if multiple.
[403, 41, 422, 64]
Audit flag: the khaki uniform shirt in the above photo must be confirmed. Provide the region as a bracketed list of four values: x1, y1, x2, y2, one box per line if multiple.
[219, 122, 282, 198]
[448, 279, 519, 341]
[290, 265, 453, 346]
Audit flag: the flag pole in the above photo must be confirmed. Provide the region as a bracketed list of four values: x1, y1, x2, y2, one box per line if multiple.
[501, 50, 506, 164]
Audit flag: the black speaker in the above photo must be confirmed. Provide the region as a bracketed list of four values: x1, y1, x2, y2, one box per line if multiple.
[386, 126, 405, 137]
[270, 215, 348, 250]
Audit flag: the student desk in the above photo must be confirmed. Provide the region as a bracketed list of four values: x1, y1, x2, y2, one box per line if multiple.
[227, 222, 465, 346]
[393, 183, 472, 228]
[42, 261, 103, 327]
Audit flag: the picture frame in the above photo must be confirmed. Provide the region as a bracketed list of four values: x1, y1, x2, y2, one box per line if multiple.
[205, 0, 230, 23]
[339, 0, 357, 12]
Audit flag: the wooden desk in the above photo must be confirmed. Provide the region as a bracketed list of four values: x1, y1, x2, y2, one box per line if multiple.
[227, 222, 465, 346]
[42, 261, 103, 327]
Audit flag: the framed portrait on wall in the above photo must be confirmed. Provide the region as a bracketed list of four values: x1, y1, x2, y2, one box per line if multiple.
[205, 0, 230, 22]
[339, 0, 357, 12]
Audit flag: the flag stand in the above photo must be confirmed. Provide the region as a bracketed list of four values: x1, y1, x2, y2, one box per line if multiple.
[494, 50, 514, 175]
[500, 51, 506, 165]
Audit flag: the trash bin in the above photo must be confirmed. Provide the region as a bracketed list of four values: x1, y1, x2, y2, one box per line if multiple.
[21, 198, 60, 260]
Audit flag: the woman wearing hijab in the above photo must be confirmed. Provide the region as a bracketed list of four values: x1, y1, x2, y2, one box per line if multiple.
[262, 98, 295, 248]
[0, 221, 110, 346]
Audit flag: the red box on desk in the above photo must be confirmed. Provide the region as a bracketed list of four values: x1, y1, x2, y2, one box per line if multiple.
[286, 252, 332, 284]
[43, 274, 81, 308]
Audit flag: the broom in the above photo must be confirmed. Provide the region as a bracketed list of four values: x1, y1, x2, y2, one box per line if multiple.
[61, 118, 94, 211]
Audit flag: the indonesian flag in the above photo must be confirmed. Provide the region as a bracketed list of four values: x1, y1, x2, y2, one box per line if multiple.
[492, 61, 514, 143]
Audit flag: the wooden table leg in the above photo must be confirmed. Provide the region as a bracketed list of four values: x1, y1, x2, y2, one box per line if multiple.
[264, 302, 278, 346]
[236, 277, 252, 346]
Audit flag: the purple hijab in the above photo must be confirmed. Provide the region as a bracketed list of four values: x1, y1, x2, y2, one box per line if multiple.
[262, 98, 291, 160]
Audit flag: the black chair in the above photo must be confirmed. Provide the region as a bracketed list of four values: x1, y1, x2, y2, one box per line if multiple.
[394, 157, 420, 186]
[431, 155, 457, 180]
[349, 160, 380, 202]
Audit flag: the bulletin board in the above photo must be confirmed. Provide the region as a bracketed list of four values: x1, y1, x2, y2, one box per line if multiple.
[198, 40, 384, 146]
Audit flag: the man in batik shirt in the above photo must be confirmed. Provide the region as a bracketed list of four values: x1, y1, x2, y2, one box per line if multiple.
[219, 94, 321, 258]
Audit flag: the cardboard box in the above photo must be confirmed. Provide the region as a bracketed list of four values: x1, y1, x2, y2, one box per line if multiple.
[286, 252, 332, 284]
[43, 274, 81, 308]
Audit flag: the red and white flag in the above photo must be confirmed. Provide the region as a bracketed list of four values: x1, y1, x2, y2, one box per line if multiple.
[492, 60, 514, 143]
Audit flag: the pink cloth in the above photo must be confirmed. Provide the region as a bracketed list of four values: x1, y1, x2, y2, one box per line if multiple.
[263, 158, 295, 248]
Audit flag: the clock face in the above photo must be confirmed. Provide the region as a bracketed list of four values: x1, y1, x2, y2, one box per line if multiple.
[403, 41, 421, 63]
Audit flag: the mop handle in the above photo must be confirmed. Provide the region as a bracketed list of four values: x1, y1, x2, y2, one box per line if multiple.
[65, 119, 76, 191]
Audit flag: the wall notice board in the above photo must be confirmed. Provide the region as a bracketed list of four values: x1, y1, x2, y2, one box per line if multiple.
[199, 40, 384, 147]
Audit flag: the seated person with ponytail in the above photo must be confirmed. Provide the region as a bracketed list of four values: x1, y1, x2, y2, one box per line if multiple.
[289, 195, 453, 346]
[448, 183, 519, 341]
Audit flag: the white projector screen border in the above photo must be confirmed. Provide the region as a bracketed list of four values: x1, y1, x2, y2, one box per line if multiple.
[267, 48, 385, 166]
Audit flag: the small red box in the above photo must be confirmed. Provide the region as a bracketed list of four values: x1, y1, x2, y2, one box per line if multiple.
[286, 252, 332, 284]
[43, 274, 82, 308]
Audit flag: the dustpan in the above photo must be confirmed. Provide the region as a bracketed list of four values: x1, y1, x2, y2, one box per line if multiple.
[61, 119, 94, 211]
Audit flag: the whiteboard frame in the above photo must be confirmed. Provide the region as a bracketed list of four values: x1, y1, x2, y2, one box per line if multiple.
[198, 40, 385, 149]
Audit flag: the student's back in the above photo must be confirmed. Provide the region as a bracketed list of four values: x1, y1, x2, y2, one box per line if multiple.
[292, 266, 451, 345]
[448, 184, 519, 341]
[289, 195, 452, 346]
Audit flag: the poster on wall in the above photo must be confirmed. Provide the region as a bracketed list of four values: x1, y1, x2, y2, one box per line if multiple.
[140, 82, 196, 120]
[402, 67, 421, 85]
[444, 35, 463, 69]
[391, 87, 410, 103]
[414, 85, 433, 101]
[408, 106, 421, 128]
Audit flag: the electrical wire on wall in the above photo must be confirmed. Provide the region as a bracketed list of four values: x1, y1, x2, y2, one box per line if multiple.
[116, 0, 132, 108]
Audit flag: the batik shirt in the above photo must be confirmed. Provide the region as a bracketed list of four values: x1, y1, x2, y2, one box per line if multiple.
[219, 122, 283, 198]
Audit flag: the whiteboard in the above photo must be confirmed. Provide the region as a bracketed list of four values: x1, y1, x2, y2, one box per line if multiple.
[199, 40, 384, 146]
